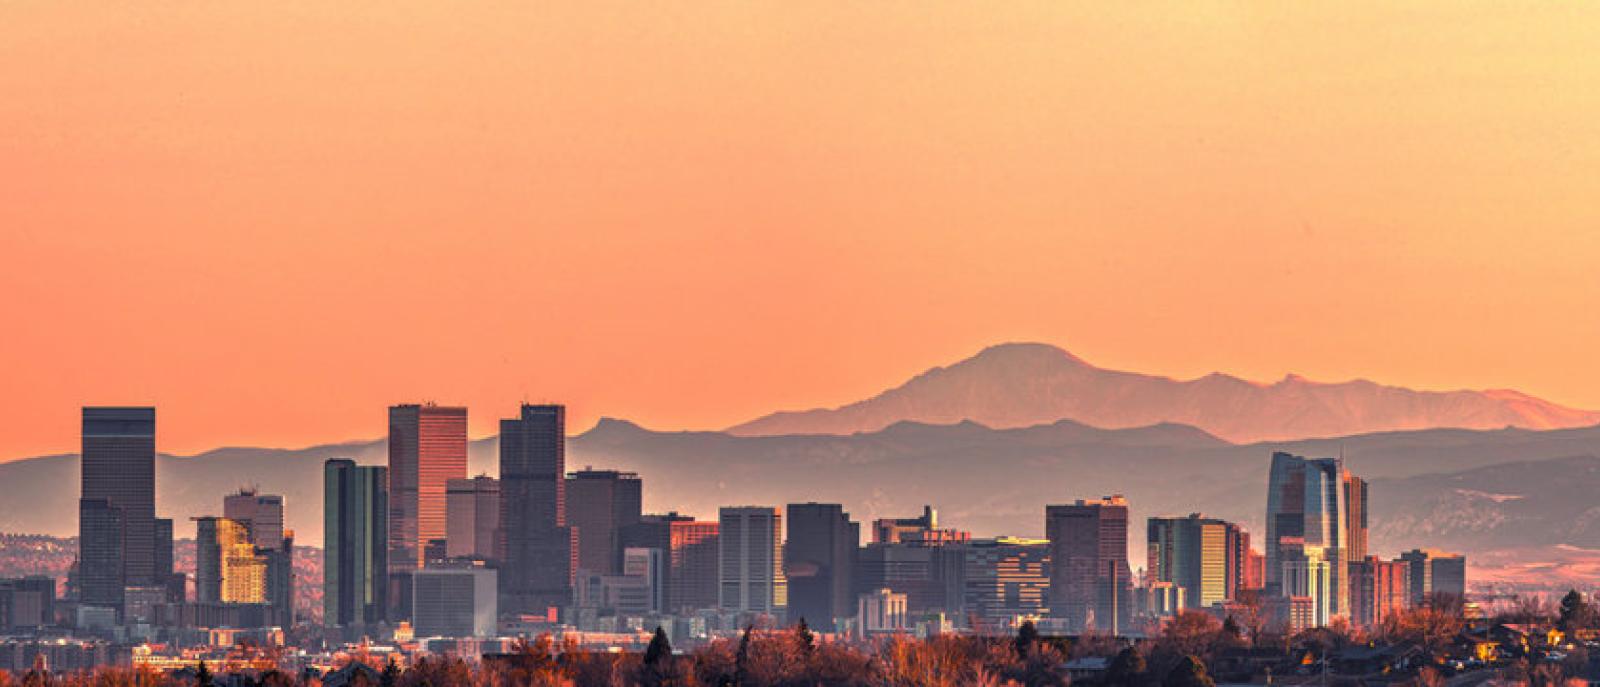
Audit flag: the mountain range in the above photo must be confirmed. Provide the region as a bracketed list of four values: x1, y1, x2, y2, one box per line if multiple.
[3, 341, 1598, 588]
[728, 343, 1600, 442]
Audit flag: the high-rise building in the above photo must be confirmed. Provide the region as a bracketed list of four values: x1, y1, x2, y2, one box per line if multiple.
[1343, 473, 1368, 564]
[1397, 549, 1467, 605]
[855, 542, 966, 616]
[1281, 546, 1333, 627]
[1265, 452, 1352, 620]
[499, 404, 576, 615]
[216, 489, 294, 626]
[0, 577, 56, 630]
[1046, 496, 1131, 633]
[324, 459, 389, 628]
[1350, 556, 1410, 627]
[224, 489, 286, 549]
[719, 506, 785, 616]
[79, 407, 158, 613]
[619, 513, 721, 613]
[446, 476, 500, 560]
[565, 469, 643, 575]
[388, 404, 468, 620]
[412, 564, 497, 638]
[1147, 514, 1245, 610]
[195, 516, 268, 605]
[784, 503, 857, 631]
[963, 537, 1051, 630]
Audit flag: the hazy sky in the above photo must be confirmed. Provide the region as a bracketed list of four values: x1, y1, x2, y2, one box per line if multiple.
[3, 3, 1599, 459]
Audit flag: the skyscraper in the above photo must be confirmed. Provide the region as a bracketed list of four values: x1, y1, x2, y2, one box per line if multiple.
[79, 407, 158, 613]
[499, 404, 575, 615]
[1350, 556, 1410, 627]
[1397, 549, 1467, 605]
[784, 503, 858, 631]
[220, 489, 295, 626]
[565, 469, 643, 575]
[1344, 472, 1368, 563]
[964, 537, 1051, 630]
[1046, 495, 1131, 633]
[1266, 452, 1352, 620]
[324, 459, 389, 628]
[1147, 514, 1244, 610]
[719, 506, 785, 616]
[620, 513, 721, 613]
[446, 476, 500, 560]
[388, 404, 468, 619]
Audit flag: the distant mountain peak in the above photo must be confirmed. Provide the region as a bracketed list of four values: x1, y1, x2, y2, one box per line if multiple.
[727, 342, 1600, 443]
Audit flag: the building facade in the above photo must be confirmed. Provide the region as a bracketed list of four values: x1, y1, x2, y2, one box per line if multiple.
[446, 476, 500, 561]
[1046, 496, 1131, 633]
[79, 407, 158, 614]
[499, 404, 575, 615]
[565, 470, 643, 575]
[324, 459, 389, 628]
[963, 537, 1050, 631]
[719, 506, 785, 617]
[1266, 452, 1352, 620]
[388, 404, 468, 619]
[784, 503, 858, 632]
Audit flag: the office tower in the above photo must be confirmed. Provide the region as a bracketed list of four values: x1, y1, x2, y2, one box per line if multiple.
[76, 499, 125, 613]
[196, 516, 269, 604]
[565, 469, 643, 575]
[412, 564, 497, 638]
[224, 489, 286, 549]
[1397, 549, 1467, 605]
[1343, 473, 1368, 563]
[1265, 452, 1351, 619]
[324, 459, 389, 628]
[222, 488, 294, 625]
[1046, 495, 1131, 633]
[388, 404, 468, 619]
[1281, 546, 1333, 627]
[963, 537, 1051, 630]
[446, 476, 500, 560]
[621, 513, 722, 613]
[1147, 514, 1245, 610]
[857, 588, 909, 636]
[79, 407, 158, 612]
[784, 503, 857, 631]
[855, 542, 966, 615]
[1350, 556, 1410, 627]
[499, 404, 576, 615]
[154, 518, 173, 582]
[719, 506, 786, 616]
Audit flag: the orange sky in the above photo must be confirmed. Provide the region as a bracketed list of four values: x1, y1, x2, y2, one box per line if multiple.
[2, 3, 1599, 460]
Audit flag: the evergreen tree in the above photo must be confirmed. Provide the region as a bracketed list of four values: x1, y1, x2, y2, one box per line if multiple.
[1015, 619, 1040, 658]
[196, 661, 215, 687]
[1163, 655, 1215, 687]
[1559, 590, 1590, 633]
[733, 624, 753, 687]
[1107, 647, 1148, 687]
[645, 626, 673, 667]
[795, 618, 815, 653]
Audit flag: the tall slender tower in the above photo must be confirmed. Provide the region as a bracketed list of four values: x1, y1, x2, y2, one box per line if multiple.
[324, 459, 389, 628]
[387, 404, 467, 619]
[499, 404, 575, 615]
[79, 407, 158, 613]
[1266, 452, 1351, 621]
